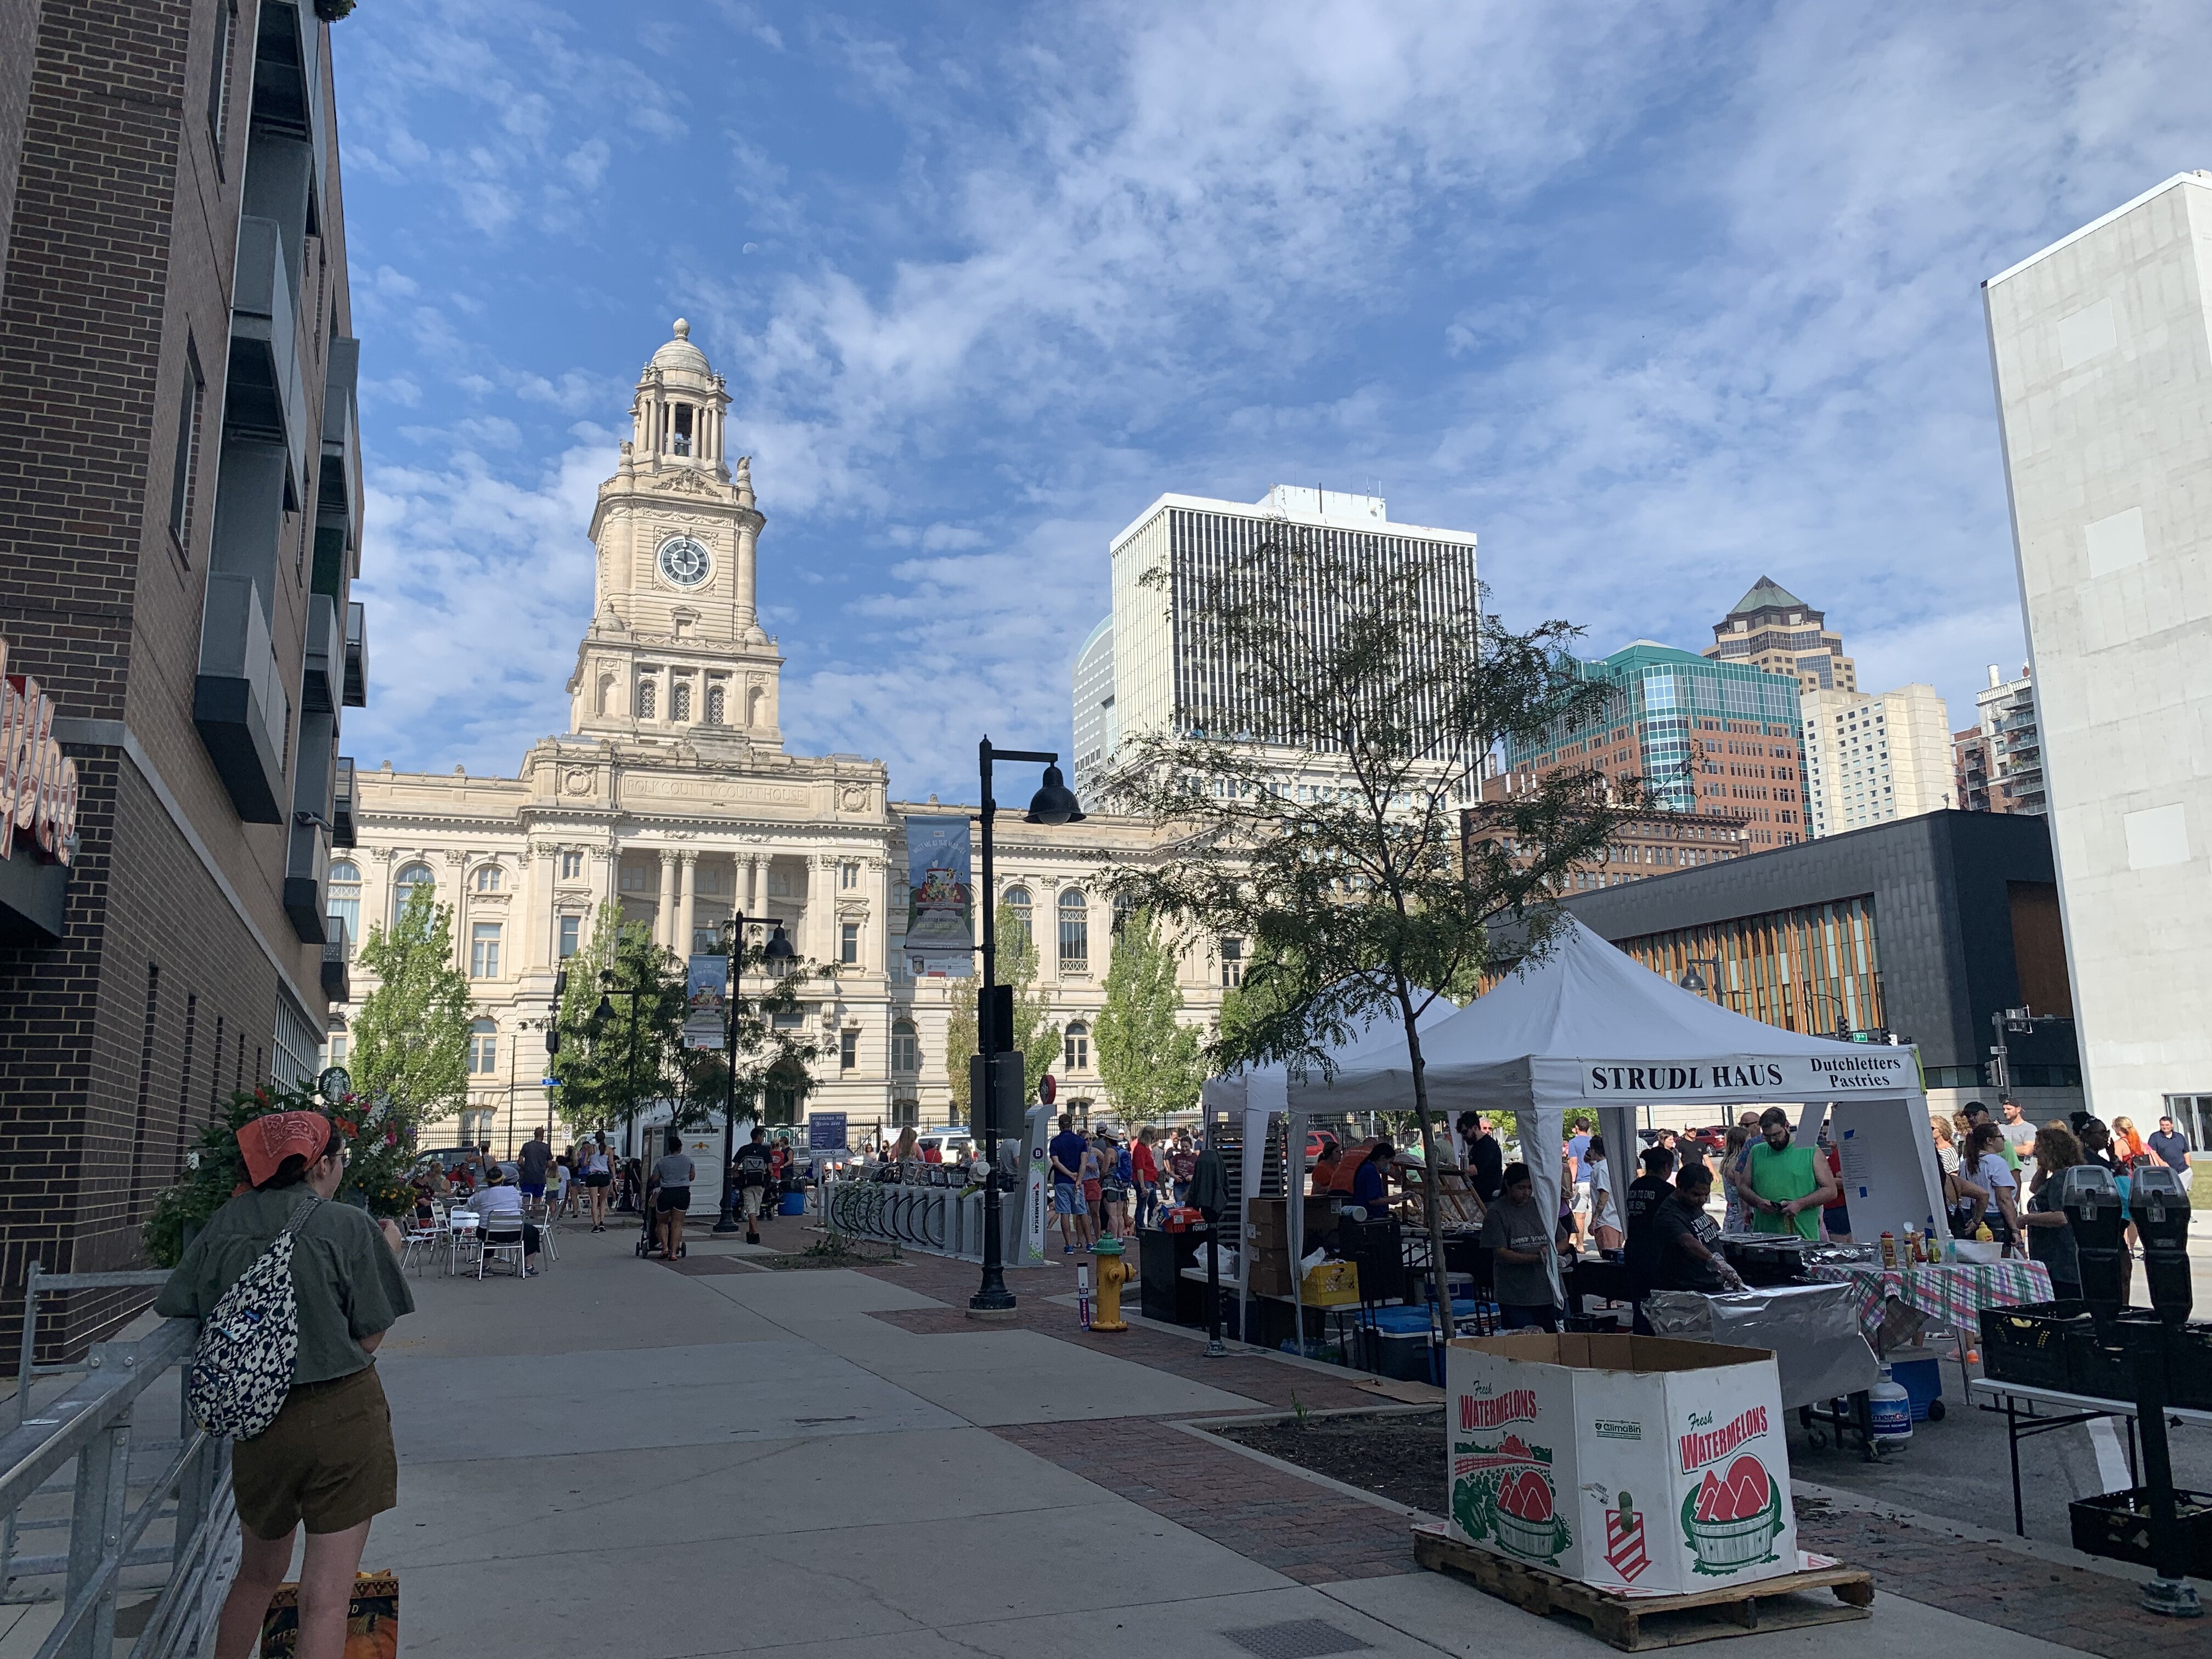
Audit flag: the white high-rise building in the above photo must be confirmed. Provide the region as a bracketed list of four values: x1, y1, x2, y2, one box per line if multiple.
[1070, 615, 1116, 800]
[1800, 684, 1953, 838]
[1093, 485, 1477, 780]
[1984, 170, 2212, 1135]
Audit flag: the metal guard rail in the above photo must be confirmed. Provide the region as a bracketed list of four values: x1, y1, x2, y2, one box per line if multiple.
[3, 1289, 234, 1659]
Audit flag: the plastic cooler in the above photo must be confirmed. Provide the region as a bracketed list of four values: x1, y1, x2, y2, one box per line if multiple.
[1887, 1354, 1944, 1421]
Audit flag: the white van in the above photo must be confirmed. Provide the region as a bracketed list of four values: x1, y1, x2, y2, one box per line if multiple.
[916, 1128, 973, 1164]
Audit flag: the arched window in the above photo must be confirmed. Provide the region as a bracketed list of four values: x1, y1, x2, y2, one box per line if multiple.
[467, 1018, 498, 1075]
[473, 864, 501, 893]
[326, 861, 360, 953]
[635, 678, 656, 719]
[1001, 885, 1031, 947]
[393, 862, 435, 923]
[672, 679, 692, 721]
[596, 673, 614, 715]
[891, 1020, 919, 1074]
[1063, 1020, 1089, 1073]
[1058, 889, 1089, 970]
[705, 683, 725, 725]
[744, 685, 763, 726]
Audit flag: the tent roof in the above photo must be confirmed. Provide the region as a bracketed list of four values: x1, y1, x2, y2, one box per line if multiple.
[1201, 988, 1455, 1114]
[1290, 919, 1916, 1113]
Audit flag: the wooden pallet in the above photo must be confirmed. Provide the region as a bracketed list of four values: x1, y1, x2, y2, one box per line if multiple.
[1410, 1521, 1873, 1651]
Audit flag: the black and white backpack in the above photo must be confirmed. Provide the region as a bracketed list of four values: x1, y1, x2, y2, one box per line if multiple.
[187, 1194, 320, 1440]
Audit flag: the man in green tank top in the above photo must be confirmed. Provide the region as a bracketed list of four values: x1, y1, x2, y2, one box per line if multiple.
[1734, 1107, 1837, 1240]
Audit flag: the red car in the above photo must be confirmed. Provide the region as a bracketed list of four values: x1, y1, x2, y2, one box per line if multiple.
[1305, 1129, 1341, 1164]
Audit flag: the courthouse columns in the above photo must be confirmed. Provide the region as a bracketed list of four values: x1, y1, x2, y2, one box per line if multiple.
[676, 852, 698, 958]
[657, 849, 679, 951]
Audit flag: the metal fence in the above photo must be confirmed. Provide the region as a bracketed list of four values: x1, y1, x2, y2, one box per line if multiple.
[1, 1268, 234, 1659]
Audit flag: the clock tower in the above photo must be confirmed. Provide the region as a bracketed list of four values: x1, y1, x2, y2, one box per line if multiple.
[567, 319, 783, 749]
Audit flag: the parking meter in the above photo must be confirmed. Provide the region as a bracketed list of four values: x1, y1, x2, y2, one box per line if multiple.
[2059, 1165, 2127, 1323]
[2129, 1164, 2192, 1324]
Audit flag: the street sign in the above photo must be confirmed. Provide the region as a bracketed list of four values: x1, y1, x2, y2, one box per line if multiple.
[809, 1113, 848, 1150]
[540, 1077, 562, 1087]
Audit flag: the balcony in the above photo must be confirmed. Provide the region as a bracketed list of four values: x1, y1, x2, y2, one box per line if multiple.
[343, 601, 368, 707]
[332, 755, 357, 848]
[194, 573, 289, 822]
[228, 216, 307, 499]
[322, 918, 350, 1002]
[284, 812, 331, 943]
[318, 337, 362, 570]
[302, 591, 338, 714]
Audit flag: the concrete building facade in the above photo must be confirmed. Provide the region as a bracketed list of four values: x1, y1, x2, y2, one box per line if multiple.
[338, 325, 1227, 1150]
[1556, 811, 2083, 1125]
[1096, 486, 1478, 788]
[1801, 682, 1953, 838]
[1704, 577, 1857, 694]
[0, 1, 365, 1358]
[1983, 170, 2212, 1128]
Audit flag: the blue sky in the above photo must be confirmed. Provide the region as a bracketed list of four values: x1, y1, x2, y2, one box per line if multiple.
[332, 0, 2212, 801]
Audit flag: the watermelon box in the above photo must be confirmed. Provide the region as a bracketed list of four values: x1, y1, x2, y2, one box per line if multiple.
[1446, 1333, 1797, 1597]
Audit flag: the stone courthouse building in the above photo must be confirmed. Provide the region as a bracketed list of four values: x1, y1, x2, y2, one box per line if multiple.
[335, 323, 1226, 1150]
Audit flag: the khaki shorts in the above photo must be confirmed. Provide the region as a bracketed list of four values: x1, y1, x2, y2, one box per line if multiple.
[232, 1364, 398, 1539]
[741, 1185, 765, 1218]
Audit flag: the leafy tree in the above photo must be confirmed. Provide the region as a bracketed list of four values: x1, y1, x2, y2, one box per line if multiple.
[1094, 906, 1204, 1125]
[944, 900, 1061, 1114]
[1102, 523, 1638, 1322]
[349, 883, 473, 1134]
[551, 907, 826, 1136]
[550, 909, 685, 1132]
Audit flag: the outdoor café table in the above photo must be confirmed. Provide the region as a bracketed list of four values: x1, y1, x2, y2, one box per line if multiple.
[1967, 1376, 2212, 1537]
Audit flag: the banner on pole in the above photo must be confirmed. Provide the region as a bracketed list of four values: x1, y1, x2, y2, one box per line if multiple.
[902, 815, 974, 978]
[684, 953, 727, 1051]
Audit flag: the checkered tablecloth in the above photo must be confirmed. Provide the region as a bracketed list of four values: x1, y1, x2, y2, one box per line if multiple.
[1807, 1260, 2054, 1339]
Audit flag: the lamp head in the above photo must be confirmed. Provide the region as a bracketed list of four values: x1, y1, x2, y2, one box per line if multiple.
[593, 995, 616, 1026]
[764, 923, 796, 963]
[1680, 966, 1707, 995]
[1025, 763, 1084, 825]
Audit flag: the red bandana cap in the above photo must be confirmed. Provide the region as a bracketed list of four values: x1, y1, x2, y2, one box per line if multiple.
[239, 1111, 334, 1187]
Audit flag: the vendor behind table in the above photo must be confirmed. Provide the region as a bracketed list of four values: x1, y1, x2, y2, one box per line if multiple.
[1736, 1106, 1836, 1241]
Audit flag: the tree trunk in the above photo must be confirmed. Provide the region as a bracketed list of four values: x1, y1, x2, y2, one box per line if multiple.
[1397, 983, 1455, 1358]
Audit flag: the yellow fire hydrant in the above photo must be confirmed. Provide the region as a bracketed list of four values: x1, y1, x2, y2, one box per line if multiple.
[1091, 1237, 1132, 1331]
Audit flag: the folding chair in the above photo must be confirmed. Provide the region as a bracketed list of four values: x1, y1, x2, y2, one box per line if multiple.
[400, 1215, 444, 1277]
[524, 1199, 558, 1265]
[478, 1216, 529, 1279]
[444, 1210, 481, 1277]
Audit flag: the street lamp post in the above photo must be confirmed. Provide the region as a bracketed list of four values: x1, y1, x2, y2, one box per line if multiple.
[713, 913, 794, 1235]
[1805, 990, 1852, 1042]
[970, 737, 1082, 1317]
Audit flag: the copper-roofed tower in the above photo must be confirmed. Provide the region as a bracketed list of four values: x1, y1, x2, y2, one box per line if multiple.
[1702, 575, 1857, 693]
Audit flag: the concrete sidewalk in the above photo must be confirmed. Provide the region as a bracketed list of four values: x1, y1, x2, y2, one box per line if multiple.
[363, 1217, 2101, 1659]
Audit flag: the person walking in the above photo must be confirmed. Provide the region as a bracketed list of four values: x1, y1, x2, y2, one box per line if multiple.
[732, 1125, 775, 1244]
[1098, 1130, 1131, 1240]
[653, 1130, 696, 1259]
[1047, 1113, 1091, 1254]
[2147, 1114, 2192, 1175]
[1080, 1132, 1108, 1240]
[157, 1110, 412, 1659]
[1131, 1126, 1162, 1231]
[516, 1125, 554, 1204]
[582, 1132, 613, 1230]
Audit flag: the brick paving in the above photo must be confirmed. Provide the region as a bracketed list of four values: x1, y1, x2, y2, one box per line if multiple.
[1794, 1500, 2194, 1659]
[994, 1417, 1417, 1585]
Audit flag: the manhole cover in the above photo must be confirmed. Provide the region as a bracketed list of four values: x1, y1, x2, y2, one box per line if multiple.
[1221, 1621, 1373, 1659]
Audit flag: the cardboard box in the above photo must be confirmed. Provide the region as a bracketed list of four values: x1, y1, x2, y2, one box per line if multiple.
[1246, 1196, 1337, 1249]
[1446, 1333, 1797, 1596]
[1246, 1245, 1292, 1299]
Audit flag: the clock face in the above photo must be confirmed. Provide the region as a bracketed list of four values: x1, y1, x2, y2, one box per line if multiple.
[657, 535, 712, 588]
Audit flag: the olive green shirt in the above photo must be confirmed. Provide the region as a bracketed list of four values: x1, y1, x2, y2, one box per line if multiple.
[155, 1187, 414, 1385]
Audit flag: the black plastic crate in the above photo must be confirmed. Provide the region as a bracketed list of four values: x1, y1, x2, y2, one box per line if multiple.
[2069, 1488, 2212, 1576]
[2062, 1311, 2179, 1404]
[2170, 1324, 2212, 1412]
[1980, 1300, 2085, 1391]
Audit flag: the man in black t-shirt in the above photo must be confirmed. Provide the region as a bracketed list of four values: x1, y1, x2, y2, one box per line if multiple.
[731, 1126, 775, 1244]
[1647, 1166, 1742, 1295]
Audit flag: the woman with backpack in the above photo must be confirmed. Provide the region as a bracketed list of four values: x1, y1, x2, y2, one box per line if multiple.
[156, 1109, 412, 1659]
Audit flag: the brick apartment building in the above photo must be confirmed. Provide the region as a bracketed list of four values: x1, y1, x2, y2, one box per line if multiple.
[1463, 786, 1752, 895]
[0, 1, 366, 1361]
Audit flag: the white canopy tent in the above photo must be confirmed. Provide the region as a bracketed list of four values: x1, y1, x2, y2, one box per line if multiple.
[1289, 920, 1943, 1307]
[1201, 995, 1457, 1344]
